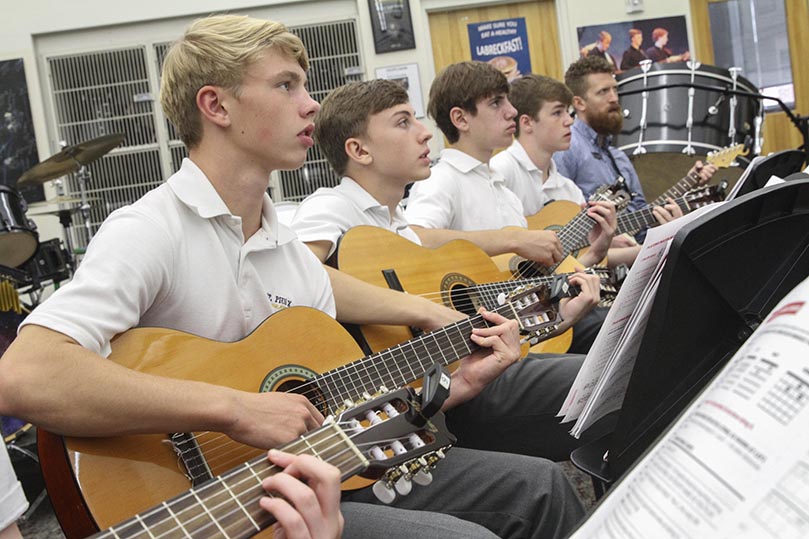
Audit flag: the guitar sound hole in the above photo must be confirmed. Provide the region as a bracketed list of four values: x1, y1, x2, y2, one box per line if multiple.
[278, 379, 329, 416]
[449, 285, 480, 317]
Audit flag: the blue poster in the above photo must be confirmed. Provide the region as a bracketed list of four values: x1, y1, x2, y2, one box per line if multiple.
[467, 18, 531, 82]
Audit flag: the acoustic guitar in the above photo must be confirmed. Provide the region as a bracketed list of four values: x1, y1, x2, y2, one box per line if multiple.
[76, 385, 454, 539]
[39, 286, 561, 537]
[333, 226, 619, 354]
[493, 181, 633, 278]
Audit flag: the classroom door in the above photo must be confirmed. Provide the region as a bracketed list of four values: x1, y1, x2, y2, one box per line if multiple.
[427, 0, 563, 80]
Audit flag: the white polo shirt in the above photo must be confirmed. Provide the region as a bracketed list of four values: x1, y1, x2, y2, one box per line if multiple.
[491, 140, 586, 216]
[0, 444, 26, 530]
[405, 148, 527, 231]
[291, 176, 421, 258]
[22, 158, 335, 357]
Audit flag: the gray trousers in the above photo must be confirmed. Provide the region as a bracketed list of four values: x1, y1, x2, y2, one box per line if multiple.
[448, 353, 587, 461]
[340, 354, 588, 538]
[342, 447, 585, 539]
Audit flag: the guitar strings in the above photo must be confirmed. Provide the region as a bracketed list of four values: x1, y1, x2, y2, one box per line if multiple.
[99, 423, 413, 539]
[171, 311, 491, 471]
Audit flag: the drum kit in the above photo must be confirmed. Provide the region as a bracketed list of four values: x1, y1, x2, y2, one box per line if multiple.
[0, 133, 124, 299]
[614, 61, 765, 200]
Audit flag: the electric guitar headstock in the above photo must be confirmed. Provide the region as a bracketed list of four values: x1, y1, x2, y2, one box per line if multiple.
[707, 143, 749, 169]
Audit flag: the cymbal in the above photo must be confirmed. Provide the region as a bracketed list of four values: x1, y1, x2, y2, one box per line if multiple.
[17, 133, 125, 187]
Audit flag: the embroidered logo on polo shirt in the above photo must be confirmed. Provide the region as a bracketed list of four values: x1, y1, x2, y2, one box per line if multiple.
[267, 292, 292, 308]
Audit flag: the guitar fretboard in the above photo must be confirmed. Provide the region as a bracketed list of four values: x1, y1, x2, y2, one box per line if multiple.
[92, 424, 365, 539]
[652, 171, 701, 206]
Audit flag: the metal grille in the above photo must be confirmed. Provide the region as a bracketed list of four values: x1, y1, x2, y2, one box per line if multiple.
[47, 46, 164, 249]
[44, 19, 362, 249]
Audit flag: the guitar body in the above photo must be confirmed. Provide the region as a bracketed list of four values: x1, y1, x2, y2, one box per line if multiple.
[334, 226, 571, 354]
[39, 307, 367, 538]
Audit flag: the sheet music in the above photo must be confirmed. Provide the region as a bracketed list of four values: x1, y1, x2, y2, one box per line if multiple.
[570, 276, 809, 539]
[559, 204, 722, 427]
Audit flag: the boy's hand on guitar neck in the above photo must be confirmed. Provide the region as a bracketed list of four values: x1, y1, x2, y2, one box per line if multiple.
[580, 200, 618, 266]
[652, 197, 684, 225]
[557, 268, 601, 331]
[262, 450, 344, 539]
[442, 309, 521, 410]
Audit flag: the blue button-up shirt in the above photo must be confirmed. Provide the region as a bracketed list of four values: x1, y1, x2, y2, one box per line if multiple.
[553, 119, 647, 213]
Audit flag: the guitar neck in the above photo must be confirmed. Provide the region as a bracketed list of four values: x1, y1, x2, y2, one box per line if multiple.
[652, 171, 700, 207]
[91, 423, 366, 539]
[610, 196, 691, 238]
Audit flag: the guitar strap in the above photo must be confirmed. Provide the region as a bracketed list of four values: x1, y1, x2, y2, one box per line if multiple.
[596, 134, 626, 185]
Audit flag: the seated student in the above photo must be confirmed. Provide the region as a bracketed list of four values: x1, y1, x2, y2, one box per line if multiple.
[489, 73, 677, 268]
[403, 61, 616, 272]
[292, 76, 601, 455]
[0, 443, 27, 539]
[0, 15, 583, 539]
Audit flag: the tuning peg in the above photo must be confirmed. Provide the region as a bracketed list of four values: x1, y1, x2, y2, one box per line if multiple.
[395, 472, 413, 496]
[373, 480, 397, 504]
[413, 469, 433, 486]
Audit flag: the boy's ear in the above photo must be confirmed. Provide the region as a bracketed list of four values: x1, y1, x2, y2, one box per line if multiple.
[196, 85, 231, 128]
[344, 136, 373, 166]
[572, 95, 587, 114]
[449, 106, 470, 133]
[518, 114, 534, 133]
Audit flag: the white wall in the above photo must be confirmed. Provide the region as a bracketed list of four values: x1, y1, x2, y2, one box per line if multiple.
[3, 0, 693, 241]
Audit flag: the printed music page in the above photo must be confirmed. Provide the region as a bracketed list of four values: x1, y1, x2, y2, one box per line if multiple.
[559, 204, 721, 425]
[570, 275, 809, 539]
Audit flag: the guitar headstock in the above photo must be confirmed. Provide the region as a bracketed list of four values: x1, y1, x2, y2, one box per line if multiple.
[707, 144, 749, 169]
[337, 384, 456, 482]
[684, 180, 728, 209]
[591, 178, 634, 212]
[498, 279, 569, 342]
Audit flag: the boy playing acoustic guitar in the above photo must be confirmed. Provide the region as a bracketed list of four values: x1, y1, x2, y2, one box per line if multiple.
[0, 14, 584, 539]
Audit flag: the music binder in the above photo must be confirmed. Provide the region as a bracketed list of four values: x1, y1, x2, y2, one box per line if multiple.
[571, 179, 809, 484]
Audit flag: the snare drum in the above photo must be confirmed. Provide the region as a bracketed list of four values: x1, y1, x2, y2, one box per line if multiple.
[22, 238, 71, 285]
[615, 62, 761, 155]
[0, 185, 38, 268]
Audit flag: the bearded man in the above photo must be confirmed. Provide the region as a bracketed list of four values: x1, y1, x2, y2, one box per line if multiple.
[554, 56, 713, 215]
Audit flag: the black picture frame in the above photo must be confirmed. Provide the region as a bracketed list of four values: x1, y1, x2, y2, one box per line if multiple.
[368, 0, 416, 54]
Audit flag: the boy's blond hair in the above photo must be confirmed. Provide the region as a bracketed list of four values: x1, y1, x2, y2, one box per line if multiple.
[160, 14, 308, 148]
[314, 79, 409, 176]
[427, 61, 509, 144]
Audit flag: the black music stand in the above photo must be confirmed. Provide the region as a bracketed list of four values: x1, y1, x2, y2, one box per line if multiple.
[571, 179, 809, 487]
[732, 148, 806, 199]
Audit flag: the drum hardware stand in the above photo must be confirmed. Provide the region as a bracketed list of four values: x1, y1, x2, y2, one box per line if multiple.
[728, 67, 743, 143]
[682, 60, 702, 156]
[73, 162, 95, 245]
[52, 179, 77, 273]
[632, 59, 653, 156]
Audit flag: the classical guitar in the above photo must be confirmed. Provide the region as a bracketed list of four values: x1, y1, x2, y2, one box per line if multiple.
[334, 225, 620, 353]
[554, 181, 727, 254]
[74, 385, 455, 539]
[494, 181, 633, 278]
[39, 287, 561, 537]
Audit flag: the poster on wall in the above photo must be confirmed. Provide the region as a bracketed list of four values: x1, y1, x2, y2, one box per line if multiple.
[467, 18, 531, 82]
[0, 58, 42, 202]
[577, 15, 690, 74]
[375, 63, 425, 118]
[368, 0, 416, 53]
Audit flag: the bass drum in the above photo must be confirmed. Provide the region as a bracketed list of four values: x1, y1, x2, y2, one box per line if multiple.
[0, 185, 38, 268]
[615, 62, 759, 201]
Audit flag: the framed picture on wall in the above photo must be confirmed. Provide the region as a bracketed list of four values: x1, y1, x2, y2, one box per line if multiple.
[368, 0, 416, 53]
